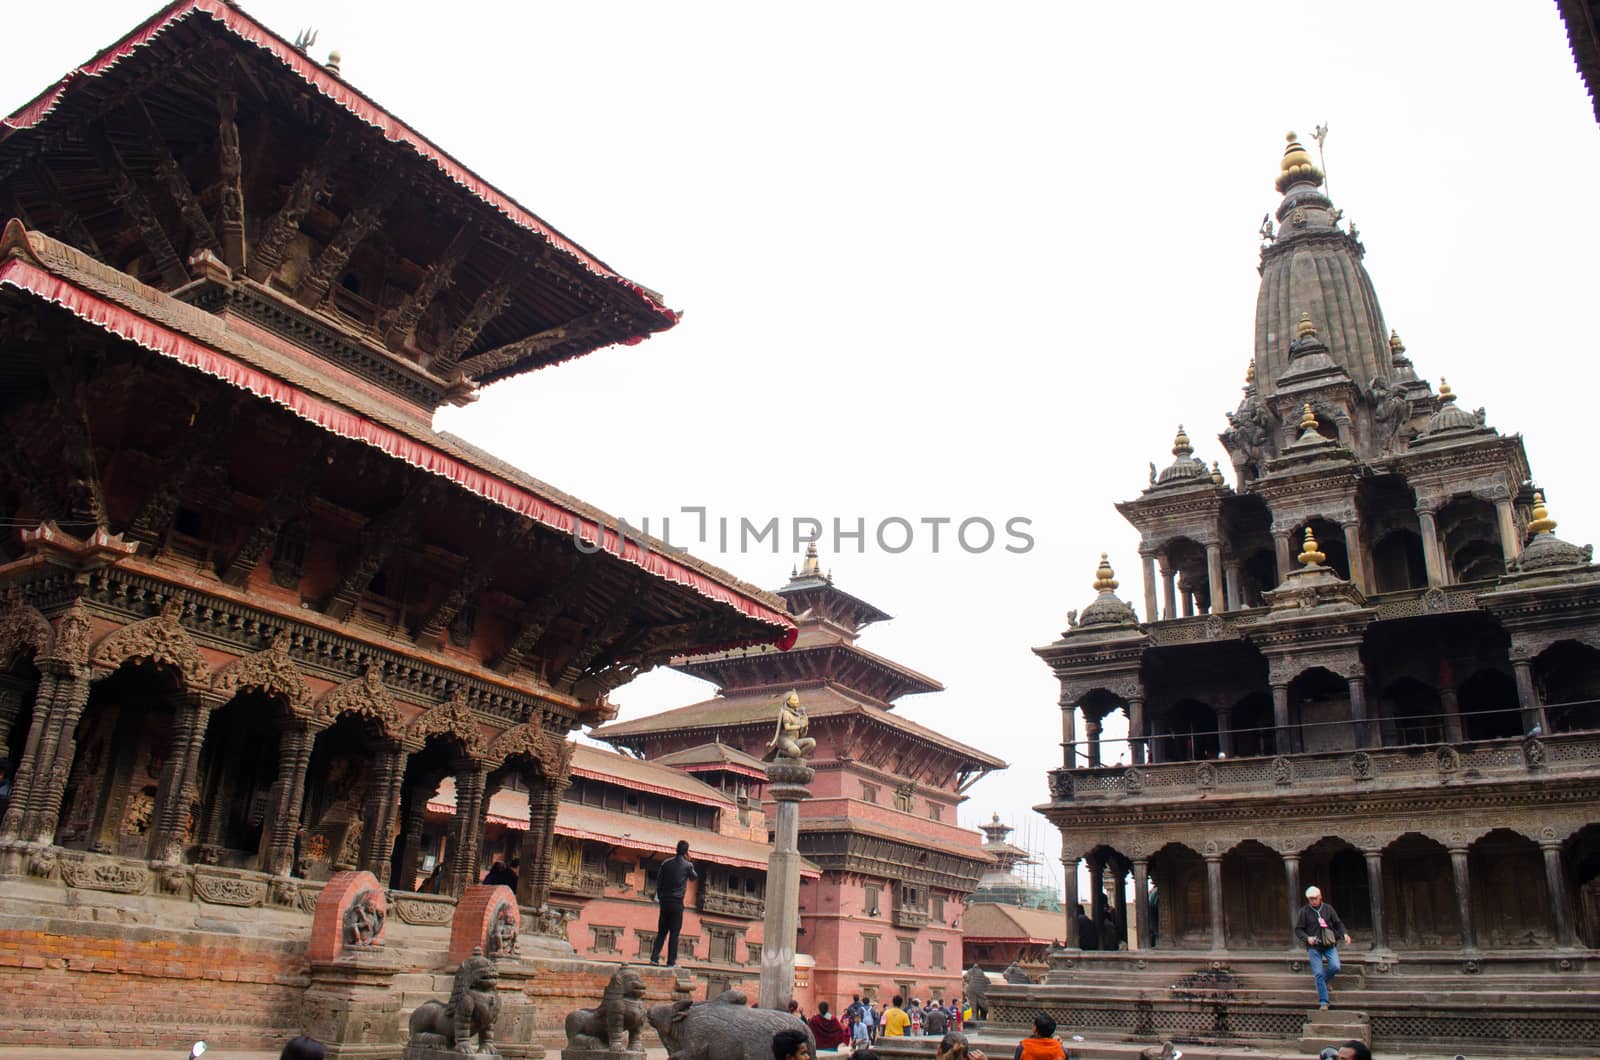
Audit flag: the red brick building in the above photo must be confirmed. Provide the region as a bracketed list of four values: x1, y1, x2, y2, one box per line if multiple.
[594, 547, 1005, 1009]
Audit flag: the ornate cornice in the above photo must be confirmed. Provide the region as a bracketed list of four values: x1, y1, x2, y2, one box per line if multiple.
[407, 688, 487, 757]
[314, 666, 402, 737]
[210, 631, 312, 716]
[91, 597, 210, 685]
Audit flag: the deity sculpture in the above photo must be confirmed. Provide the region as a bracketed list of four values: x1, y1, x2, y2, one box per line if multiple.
[764, 690, 816, 761]
[343, 889, 385, 948]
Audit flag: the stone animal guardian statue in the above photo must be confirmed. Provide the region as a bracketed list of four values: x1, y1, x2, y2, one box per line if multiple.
[407, 948, 501, 1056]
[647, 991, 816, 1060]
[764, 690, 816, 761]
[565, 964, 649, 1053]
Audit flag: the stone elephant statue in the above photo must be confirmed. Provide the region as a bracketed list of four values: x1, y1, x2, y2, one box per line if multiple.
[647, 992, 815, 1060]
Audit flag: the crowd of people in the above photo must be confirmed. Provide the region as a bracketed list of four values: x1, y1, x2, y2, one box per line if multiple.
[788, 993, 976, 1048]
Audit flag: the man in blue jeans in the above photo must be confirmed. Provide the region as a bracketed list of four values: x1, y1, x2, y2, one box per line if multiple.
[1294, 885, 1352, 1009]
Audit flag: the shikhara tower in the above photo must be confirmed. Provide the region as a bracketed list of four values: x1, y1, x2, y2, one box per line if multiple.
[1020, 133, 1600, 1054]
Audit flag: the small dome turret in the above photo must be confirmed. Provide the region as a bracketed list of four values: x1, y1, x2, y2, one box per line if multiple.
[1156, 424, 1209, 485]
[1514, 491, 1594, 572]
[1276, 131, 1325, 193]
[1419, 377, 1480, 436]
[1073, 553, 1139, 629]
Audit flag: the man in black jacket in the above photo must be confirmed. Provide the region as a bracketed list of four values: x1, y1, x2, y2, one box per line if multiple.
[650, 840, 698, 967]
[1294, 885, 1352, 1009]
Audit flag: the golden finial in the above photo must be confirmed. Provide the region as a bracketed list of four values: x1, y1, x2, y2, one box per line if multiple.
[1438, 377, 1456, 404]
[325, 50, 342, 75]
[1298, 527, 1327, 567]
[1528, 491, 1557, 536]
[1245, 358, 1257, 384]
[1296, 311, 1317, 340]
[1300, 403, 1318, 432]
[1277, 131, 1325, 192]
[1389, 329, 1405, 355]
[1211, 461, 1225, 485]
[1092, 553, 1119, 593]
[799, 542, 822, 577]
[1172, 424, 1192, 457]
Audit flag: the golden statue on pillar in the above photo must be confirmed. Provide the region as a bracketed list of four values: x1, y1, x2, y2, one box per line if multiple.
[765, 690, 817, 761]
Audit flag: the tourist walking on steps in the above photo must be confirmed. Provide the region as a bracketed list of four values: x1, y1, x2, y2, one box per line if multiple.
[650, 840, 698, 967]
[1295, 885, 1352, 1009]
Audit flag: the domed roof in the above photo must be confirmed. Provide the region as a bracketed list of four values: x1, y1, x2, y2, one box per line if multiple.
[1276, 131, 1325, 193]
[1075, 554, 1139, 629]
[1418, 378, 1480, 437]
[1156, 425, 1209, 485]
[1513, 492, 1593, 572]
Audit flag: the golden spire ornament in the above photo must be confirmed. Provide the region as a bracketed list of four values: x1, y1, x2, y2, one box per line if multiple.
[1528, 491, 1557, 536]
[1296, 311, 1318, 341]
[1300, 403, 1319, 433]
[1211, 461, 1225, 485]
[1438, 377, 1456, 404]
[1172, 424, 1192, 457]
[1298, 527, 1327, 567]
[1093, 553, 1118, 593]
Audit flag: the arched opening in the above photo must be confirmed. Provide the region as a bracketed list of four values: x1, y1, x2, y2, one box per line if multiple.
[57, 662, 184, 856]
[193, 690, 285, 867]
[1568, 825, 1600, 948]
[1471, 829, 1551, 947]
[1164, 537, 1211, 617]
[1383, 833, 1458, 949]
[1302, 837, 1370, 936]
[1290, 667, 1353, 753]
[1148, 843, 1208, 949]
[1371, 530, 1427, 593]
[302, 713, 387, 879]
[1459, 669, 1520, 741]
[1081, 844, 1131, 951]
[1535, 640, 1600, 733]
[1, 661, 40, 800]
[1438, 495, 1503, 584]
[1228, 692, 1274, 758]
[1380, 677, 1445, 746]
[1079, 688, 1130, 767]
[1158, 698, 1218, 762]
[1221, 839, 1285, 947]
[1243, 548, 1279, 602]
[393, 733, 481, 897]
[1296, 517, 1349, 581]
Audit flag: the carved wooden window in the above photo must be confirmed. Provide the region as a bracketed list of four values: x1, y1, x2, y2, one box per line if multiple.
[677, 935, 699, 960]
[591, 926, 621, 953]
[897, 937, 914, 966]
[708, 927, 738, 963]
[861, 782, 880, 804]
[636, 931, 656, 959]
[271, 523, 308, 589]
[864, 886, 882, 917]
[930, 940, 946, 969]
[861, 934, 879, 965]
[606, 859, 633, 891]
[893, 789, 914, 813]
[746, 941, 762, 965]
[931, 896, 946, 922]
[928, 803, 943, 822]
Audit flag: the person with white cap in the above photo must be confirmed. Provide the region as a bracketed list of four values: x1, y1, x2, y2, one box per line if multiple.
[1294, 885, 1352, 1009]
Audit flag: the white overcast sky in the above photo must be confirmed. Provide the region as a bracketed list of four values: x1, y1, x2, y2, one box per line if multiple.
[6, 2, 1599, 885]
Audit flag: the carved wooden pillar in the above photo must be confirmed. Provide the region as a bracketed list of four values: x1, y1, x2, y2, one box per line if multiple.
[1449, 846, 1476, 950]
[261, 720, 312, 876]
[444, 764, 485, 898]
[395, 792, 429, 892]
[1440, 684, 1465, 744]
[1283, 852, 1302, 950]
[519, 773, 568, 909]
[359, 740, 406, 879]
[1131, 858, 1149, 950]
[1205, 854, 1225, 950]
[1495, 496, 1520, 565]
[1341, 520, 1368, 594]
[1160, 565, 1177, 621]
[1363, 848, 1387, 949]
[148, 690, 219, 863]
[0, 670, 57, 841]
[1060, 692, 1078, 768]
[1417, 506, 1445, 587]
[1271, 682, 1291, 756]
[1062, 854, 1080, 949]
[1205, 543, 1225, 613]
[1273, 531, 1293, 583]
[1128, 697, 1146, 765]
[23, 664, 93, 844]
[1141, 554, 1159, 625]
[1347, 668, 1372, 748]
[1510, 653, 1547, 736]
[1540, 840, 1576, 948]
[0, 678, 29, 754]
[1084, 714, 1102, 768]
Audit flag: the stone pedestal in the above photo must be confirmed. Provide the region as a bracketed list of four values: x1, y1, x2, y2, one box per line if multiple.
[304, 950, 407, 1059]
[562, 1048, 642, 1060]
[758, 758, 814, 1010]
[491, 959, 546, 1059]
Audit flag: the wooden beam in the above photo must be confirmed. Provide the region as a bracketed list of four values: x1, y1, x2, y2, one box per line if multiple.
[453, 309, 619, 379]
[125, 399, 235, 550]
[554, 583, 643, 691]
[248, 133, 354, 282]
[413, 518, 525, 645]
[321, 489, 428, 621]
[294, 172, 401, 307]
[89, 129, 188, 287]
[494, 563, 592, 675]
[216, 438, 329, 586]
[429, 257, 533, 375]
[128, 96, 222, 259]
[25, 160, 104, 261]
[45, 355, 107, 530]
[380, 220, 476, 345]
[216, 86, 246, 271]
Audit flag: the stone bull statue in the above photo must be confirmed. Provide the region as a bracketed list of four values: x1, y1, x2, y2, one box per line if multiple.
[647, 991, 815, 1060]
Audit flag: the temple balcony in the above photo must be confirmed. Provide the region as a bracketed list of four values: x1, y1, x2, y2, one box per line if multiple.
[892, 905, 931, 929]
[551, 872, 606, 897]
[698, 890, 765, 919]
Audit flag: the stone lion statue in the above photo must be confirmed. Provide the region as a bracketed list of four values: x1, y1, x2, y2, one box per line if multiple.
[565, 963, 648, 1053]
[408, 947, 501, 1054]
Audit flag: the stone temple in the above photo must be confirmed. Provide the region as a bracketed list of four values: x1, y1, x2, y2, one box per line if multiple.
[1010, 134, 1600, 1055]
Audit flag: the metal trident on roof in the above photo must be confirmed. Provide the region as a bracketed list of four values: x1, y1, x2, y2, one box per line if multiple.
[292, 27, 319, 54]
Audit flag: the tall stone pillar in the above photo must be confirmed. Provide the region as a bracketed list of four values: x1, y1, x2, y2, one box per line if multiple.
[1131, 858, 1149, 951]
[1224, 563, 1243, 610]
[1511, 654, 1547, 736]
[359, 741, 406, 879]
[1109, 856, 1128, 948]
[1128, 697, 1146, 765]
[1087, 852, 1106, 939]
[445, 764, 486, 898]
[1160, 565, 1177, 621]
[395, 796, 429, 893]
[148, 690, 220, 863]
[1204, 854, 1225, 950]
[1283, 853, 1302, 951]
[262, 720, 313, 877]
[1216, 706, 1234, 758]
[1181, 587, 1195, 618]
[1205, 543, 1225, 614]
[1541, 840, 1576, 948]
[1062, 854, 1081, 949]
[1341, 520, 1368, 593]
[1440, 685, 1465, 744]
[1347, 669, 1372, 748]
[1417, 506, 1445, 587]
[1363, 848, 1387, 950]
[1271, 682, 1291, 756]
[760, 757, 814, 1010]
[1449, 846, 1476, 950]
[0, 679, 29, 758]
[21, 664, 92, 844]
[1495, 496, 1521, 565]
[1060, 693, 1078, 768]
[1084, 715, 1102, 767]
[0, 671, 57, 842]
[1274, 532, 1293, 583]
[1141, 554, 1159, 625]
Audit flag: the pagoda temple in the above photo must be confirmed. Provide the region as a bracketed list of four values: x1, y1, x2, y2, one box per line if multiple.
[0, 0, 795, 1049]
[594, 545, 1006, 1007]
[1009, 134, 1600, 1054]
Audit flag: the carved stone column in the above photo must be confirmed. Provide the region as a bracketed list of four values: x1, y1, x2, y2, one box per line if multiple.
[1510, 651, 1547, 736]
[261, 720, 313, 877]
[1061, 854, 1080, 949]
[1363, 848, 1387, 950]
[1274, 531, 1293, 583]
[1087, 852, 1107, 939]
[1060, 692, 1078, 768]
[1283, 852, 1302, 951]
[1084, 714, 1102, 768]
[1440, 684, 1465, 744]
[1224, 562, 1243, 610]
[1205, 854, 1225, 950]
[1495, 496, 1520, 565]
[1347, 667, 1372, 748]
[0, 678, 29, 756]
[359, 740, 406, 879]
[1216, 706, 1234, 758]
[148, 690, 220, 863]
[1181, 587, 1195, 618]
[1341, 520, 1369, 594]
[1160, 565, 1177, 621]
[1541, 840, 1576, 948]
[1141, 553, 1159, 625]
[1417, 505, 1445, 587]
[444, 764, 486, 898]
[1271, 682, 1292, 756]
[1109, 855, 1128, 948]
[760, 758, 815, 1010]
[1131, 858, 1149, 950]
[394, 793, 429, 892]
[0, 670, 58, 842]
[23, 663, 93, 844]
[1128, 697, 1146, 765]
[1205, 542, 1225, 614]
[1449, 846, 1476, 950]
